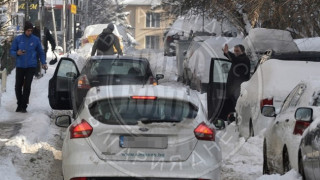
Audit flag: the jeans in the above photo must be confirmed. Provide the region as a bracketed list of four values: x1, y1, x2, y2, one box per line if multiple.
[15, 67, 36, 109]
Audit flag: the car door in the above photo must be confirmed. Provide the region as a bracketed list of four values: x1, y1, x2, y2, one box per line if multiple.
[207, 58, 232, 121]
[48, 57, 80, 110]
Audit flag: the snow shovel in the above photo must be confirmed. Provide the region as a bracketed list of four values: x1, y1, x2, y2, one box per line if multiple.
[49, 51, 58, 65]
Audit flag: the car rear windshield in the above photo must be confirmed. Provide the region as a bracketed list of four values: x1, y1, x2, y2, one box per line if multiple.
[88, 98, 198, 125]
[88, 59, 147, 76]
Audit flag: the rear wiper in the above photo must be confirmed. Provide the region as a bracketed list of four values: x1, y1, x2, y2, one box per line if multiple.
[138, 119, 180, 124]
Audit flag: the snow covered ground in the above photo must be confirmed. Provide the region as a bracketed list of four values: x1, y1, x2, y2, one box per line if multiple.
[0, 49, 302, 179]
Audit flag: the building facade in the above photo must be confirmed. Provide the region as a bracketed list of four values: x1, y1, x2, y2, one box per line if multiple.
[123, 1, 172, 50]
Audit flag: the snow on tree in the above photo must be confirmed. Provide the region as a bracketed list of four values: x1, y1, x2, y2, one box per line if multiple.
[83, 0, 130, 28]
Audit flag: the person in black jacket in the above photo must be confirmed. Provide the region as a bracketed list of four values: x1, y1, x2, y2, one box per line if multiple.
[33, 21, 56, 77]
[223, 44, 250, 108]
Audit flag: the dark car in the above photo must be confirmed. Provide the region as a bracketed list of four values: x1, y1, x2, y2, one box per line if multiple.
[298, 107, 320, 180]
[48, 56, 164, 116]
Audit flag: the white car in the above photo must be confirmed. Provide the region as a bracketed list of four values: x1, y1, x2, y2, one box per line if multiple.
[236, 51, 320, 138]
[55, 85, 222, 180]
[261, 81, 320, 175]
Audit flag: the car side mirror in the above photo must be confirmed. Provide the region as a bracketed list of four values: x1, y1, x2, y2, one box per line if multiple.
[261, 105, 276, 117]
[156, 74, 164, 80]
[295, 107, 313, 122]
[213, 119, 226, 130]
[55, 115, 71, 128]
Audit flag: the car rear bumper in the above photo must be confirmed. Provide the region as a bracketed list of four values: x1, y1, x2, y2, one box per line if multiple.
[62, 140, 221, 180]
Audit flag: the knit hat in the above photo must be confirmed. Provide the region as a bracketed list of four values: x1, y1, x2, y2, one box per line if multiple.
[24, 21, 33, 31]
[107, 23, 114, 31]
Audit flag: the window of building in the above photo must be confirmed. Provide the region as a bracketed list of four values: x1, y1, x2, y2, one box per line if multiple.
[146, 36, 160, 49]
[146, 12, 160, 28]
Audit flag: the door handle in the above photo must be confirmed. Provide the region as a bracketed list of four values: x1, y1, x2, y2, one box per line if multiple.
[285, 119, 289, 122]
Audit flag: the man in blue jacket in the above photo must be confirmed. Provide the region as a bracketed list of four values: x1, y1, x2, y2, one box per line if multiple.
[10, 21, 47, 113]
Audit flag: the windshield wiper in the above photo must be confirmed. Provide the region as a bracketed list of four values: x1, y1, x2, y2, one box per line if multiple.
[138, 118, 180, 124]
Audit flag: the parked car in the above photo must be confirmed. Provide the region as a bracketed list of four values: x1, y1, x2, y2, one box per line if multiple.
[54, 85, 222, 180]
[298, 106, 320, 180]
[48, 56, 164, 116]
[236, 51, 320, 138]
[261, 81, 320, 175]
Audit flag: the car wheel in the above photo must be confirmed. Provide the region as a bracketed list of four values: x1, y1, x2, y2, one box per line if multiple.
[298, 150, 306, 180]
[263, 139, 270, 174]
[249, 119, 254, 137]
[283, 146, 291, 174]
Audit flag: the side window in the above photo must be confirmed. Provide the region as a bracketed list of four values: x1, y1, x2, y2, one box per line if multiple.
[212, 59, 232, 83]
[281, 84, 305, 112]
[57, 60, 78, 78]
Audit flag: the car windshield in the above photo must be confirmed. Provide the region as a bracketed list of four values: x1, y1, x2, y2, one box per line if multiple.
[88, 59, 147, 76]
[88, 98, 198, 125]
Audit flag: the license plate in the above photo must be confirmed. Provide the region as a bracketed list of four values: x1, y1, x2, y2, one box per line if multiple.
[119, 136, 168, 149]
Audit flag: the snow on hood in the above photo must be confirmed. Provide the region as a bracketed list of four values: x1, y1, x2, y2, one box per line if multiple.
[187, 36, 243, 83]
[243, 28, 299, 55]
[294, 37, 320, 51]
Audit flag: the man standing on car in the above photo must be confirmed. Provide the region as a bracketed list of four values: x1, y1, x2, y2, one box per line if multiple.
[10, 21, 47, 113]
[223, 44, 250, 108]
[91, 23, 123, 56]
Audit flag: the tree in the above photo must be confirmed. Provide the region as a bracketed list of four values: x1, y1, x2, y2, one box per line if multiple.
[83, 0, 129, 27]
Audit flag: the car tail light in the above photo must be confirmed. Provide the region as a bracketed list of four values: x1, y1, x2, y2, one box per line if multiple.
[70, 119, 93, 139]
[194, 122, 215, 141]
[293, 120, 311, 135]
[78, 75, 91, 89]
[260, 98, 273, 110]
[131, 96, 157, 100]
[71, 178, 87, 180]
[149, 76, 157, 85]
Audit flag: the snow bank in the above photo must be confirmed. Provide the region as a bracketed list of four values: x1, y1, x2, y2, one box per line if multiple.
[294, 37, 320, 51]
[257, 169, 302, 180]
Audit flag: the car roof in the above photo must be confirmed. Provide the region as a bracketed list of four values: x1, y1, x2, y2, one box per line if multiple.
[90, 55, 149, 62]
[84, 85, 200, 107]
[265, 51, 320, 62]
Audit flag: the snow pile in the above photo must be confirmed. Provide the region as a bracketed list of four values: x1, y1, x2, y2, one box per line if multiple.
[257, 169, 302, 180]
[294, 37, 320, 51]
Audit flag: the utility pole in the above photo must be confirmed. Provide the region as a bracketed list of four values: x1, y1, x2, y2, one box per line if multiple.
[62, 0, 66, 53]
[25, 0, 30, 21]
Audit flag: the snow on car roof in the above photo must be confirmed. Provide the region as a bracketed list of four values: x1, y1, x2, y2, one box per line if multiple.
[84, 85, 200, 107]
[243, 28, 299, 53]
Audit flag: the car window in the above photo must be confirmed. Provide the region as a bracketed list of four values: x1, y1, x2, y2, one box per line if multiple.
[57, 60, 78, 78]
[88, 98, 198, 125]
[212, 59, 232, 83]
[281, 84, 305, 112]
[89, 59, 147, 76]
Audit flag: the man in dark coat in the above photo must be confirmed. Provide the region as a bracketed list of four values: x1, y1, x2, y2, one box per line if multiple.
[91, 23, 122, 56]
[223, 44, 250, 108]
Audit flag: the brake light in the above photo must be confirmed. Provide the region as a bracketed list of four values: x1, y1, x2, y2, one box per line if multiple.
[260, 98, 273, 110]
[70, 120, 93, 139]
[194, 122, 215, 141]
[78, 75, 91, 89]
[149, 76, 157, 85]
[131, 96, 157, 100]
[293, 120, 311, 135]
[71, 178, 87, 180]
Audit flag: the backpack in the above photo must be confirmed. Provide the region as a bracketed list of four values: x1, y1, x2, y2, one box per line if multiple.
[96, 33, 115, 51]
